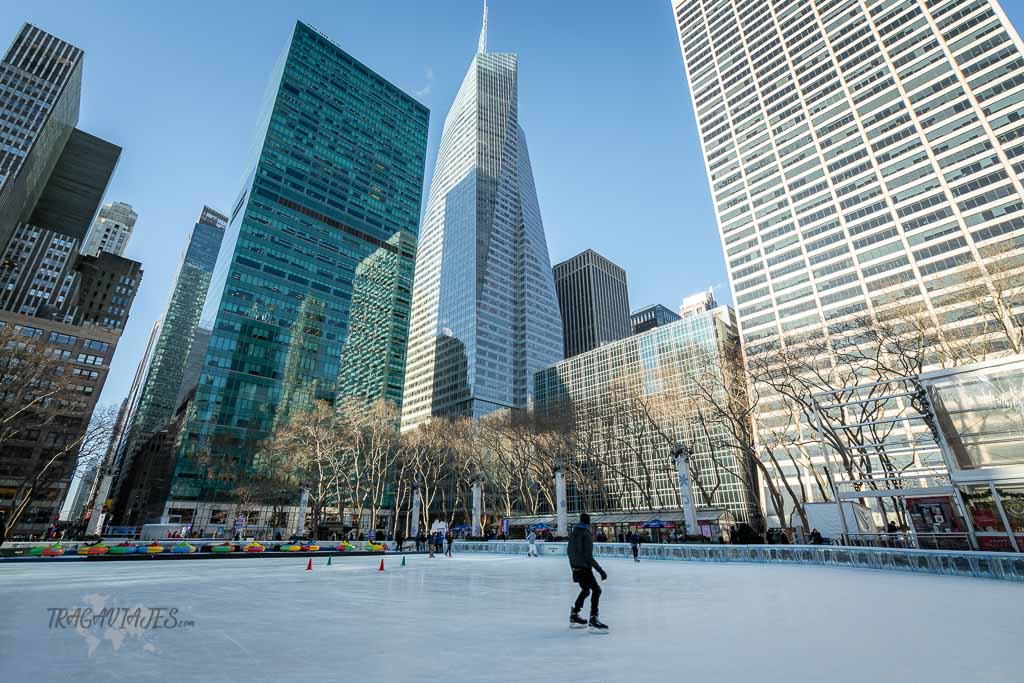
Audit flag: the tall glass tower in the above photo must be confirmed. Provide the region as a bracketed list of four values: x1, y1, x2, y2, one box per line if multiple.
[113, 206, 226, 486]
[166, 22, 429, 518]
[401, 3, 564, 430]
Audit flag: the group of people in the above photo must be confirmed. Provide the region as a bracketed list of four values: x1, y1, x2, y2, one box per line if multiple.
[405, 529, 453, 557]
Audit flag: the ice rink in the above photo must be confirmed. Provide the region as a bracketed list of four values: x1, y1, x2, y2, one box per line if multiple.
[2, 551, 1022, 682]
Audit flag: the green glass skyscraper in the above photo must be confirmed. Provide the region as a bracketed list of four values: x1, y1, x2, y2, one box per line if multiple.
[165, 22, 428, 524]
[111, 206, 227, 498]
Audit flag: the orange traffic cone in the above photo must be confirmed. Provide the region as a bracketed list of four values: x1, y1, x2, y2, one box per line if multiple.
[378, 558, 385, 572]
[306, 558, 313, 571]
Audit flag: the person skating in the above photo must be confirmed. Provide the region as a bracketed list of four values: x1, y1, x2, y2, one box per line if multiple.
[527, 529, 538, 557]
[567, 513, 608, 633]
[628, 531, 640, 562]
[445, 529, 454, 557]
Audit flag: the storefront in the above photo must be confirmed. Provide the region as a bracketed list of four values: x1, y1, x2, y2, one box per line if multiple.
[923, 356, 1024, 552]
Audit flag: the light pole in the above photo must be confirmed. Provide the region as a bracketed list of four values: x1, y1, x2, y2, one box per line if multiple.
[293, 485, 310, 539]
[411, 473, 423, 538]
[554, 456, 568, 538]
[469, 465, 485, 537]
[671, 443, 699, 538]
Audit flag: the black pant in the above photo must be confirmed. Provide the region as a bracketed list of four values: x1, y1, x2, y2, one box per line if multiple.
[631, 543, 638, 560]
[572, 568, 601, 616]
[445, 542, 452, 557]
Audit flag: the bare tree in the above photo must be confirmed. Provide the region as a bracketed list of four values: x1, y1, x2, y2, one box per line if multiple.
[0, 323, 120, 541]
[256, 400, 349, 535]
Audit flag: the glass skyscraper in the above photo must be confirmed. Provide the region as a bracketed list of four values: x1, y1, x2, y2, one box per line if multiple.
[112, 206, 226, 487]
[535, 297, 758, 523]
[672, 0, 1024, 524]
[400, 5, 564, 430]
[165, 22, 429, 520]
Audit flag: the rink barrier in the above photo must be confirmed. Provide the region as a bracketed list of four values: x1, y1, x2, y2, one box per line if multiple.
[453, 541, 1024, 583]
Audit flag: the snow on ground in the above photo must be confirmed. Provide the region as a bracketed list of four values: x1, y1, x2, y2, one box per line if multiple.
[1, 552, 1021, 682]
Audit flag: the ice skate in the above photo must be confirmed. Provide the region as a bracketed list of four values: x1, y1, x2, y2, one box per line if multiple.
[588, 615, 609, 634]
[570, 610, 588, 629]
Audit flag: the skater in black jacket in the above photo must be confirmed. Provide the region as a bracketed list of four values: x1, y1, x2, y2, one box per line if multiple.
[628, 531, 640, 562]
[567, 513, 608, 633]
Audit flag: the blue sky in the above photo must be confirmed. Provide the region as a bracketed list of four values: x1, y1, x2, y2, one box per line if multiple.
[5, 0, 1024, 412]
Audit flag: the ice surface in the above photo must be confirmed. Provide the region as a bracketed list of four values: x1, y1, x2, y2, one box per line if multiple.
[1, 552, 1021, 682]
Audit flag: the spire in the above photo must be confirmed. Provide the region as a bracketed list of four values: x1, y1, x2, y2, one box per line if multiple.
[477, 0, 488, 54]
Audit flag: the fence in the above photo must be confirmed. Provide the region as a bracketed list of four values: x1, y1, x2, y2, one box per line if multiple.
[453, 541, 1024, 583]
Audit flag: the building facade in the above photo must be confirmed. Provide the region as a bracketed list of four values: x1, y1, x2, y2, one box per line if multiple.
[0, 24, 84, 252]
[165, 22, 429, 522]
[82, 201, 137, 257]
[0, 313, 120, 536]
[673, 0, 1024, 524]
[0, 24, 142, 538]
[110, 207, 225, 500]
[535, 301, 759, 523]
[337, 232, 416, 407]
[401, 6, 564, 430]
[553, 249, 630, 358]
[630, 303, 680, 335]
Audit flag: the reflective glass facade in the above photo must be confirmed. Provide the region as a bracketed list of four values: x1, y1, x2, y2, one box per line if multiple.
[535, 305, 758, 521]
[169, 22, 429, 504]
[673, 0, 1024, 523]
[401, 30, 563, 430]
[114, 207, 226, 482]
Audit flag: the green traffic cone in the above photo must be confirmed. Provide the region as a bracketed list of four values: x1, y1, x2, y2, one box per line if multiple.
[327, 555, 332, 566]
[401, 555, 406, 567]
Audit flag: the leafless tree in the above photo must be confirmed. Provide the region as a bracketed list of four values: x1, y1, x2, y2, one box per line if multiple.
[0, 323, 120, 542]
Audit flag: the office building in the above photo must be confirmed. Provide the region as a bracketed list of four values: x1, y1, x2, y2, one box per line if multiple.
[680, 288, 716, 318]
[164, 22, 429, 525]
[672, 0, 1024, 524]
[0, 24, 138, 538]
[177, 324, 211, 409]
[630, 304, 680, 335]
[0, 224, 81, 321]
[82, 202, 137, 256]
[553, 249, 630, 358]
[337, 232, 416, 407]
[73, 251, 142, 332]
[0, 313, 120, 536]
[0, 24, 84, 252]
[535, 298, 758, 523]
[401, 4, 564, 430]
[111, 207, 225, 494]
[65, 462, 97, 522]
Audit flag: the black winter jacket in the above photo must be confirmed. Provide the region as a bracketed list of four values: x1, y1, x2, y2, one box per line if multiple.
[567, 525, 604, 572]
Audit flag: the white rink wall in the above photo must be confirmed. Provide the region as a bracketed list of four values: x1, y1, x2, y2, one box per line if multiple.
[454, 541, 1024, 583]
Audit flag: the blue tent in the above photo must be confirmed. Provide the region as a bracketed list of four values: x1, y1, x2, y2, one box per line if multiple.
[643, 519, 667, 529]
[530, 524, 552, 531]
[450, 524, 471, 532]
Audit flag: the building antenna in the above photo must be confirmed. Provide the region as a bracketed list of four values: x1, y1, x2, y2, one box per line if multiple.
[478, 0, 488, 54]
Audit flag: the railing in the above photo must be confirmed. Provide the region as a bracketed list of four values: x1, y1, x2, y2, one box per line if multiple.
[453, 541, 1024, 583]
[839, 533, 973, 551]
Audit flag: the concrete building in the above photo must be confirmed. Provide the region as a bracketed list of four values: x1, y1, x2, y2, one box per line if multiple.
[672, 0, 1024, 524]
[553, 249, 630, 359]
[82, 202, 137, 257]
[0, 24, 138, 538]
